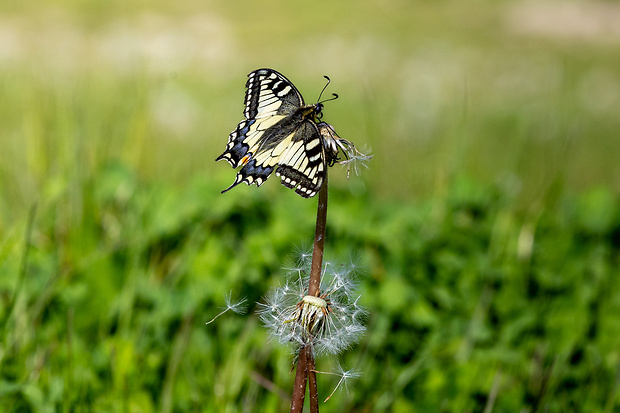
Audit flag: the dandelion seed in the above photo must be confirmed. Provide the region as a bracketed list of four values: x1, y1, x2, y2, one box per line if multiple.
[283, 244, 313, 274]
[312, 363, 362, 402]
[205, 291, 247, 325]
[293, 244, 313, 267]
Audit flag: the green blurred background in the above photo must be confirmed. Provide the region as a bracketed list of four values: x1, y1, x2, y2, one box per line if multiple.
[1, 0, 620, 411]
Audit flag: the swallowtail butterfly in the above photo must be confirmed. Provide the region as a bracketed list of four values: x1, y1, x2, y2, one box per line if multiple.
[216, 68, 345, 198]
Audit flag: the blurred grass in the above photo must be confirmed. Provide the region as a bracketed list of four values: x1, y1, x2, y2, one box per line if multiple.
[1, 0, 620, 411]
[2, 0, 620, 212]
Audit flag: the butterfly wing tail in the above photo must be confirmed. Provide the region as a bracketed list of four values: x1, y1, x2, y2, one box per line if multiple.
[221, 158, 275, 194]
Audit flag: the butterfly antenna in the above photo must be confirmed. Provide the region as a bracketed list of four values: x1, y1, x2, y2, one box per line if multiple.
[317, 75, 331, 102]
[317, 75, 339, 104]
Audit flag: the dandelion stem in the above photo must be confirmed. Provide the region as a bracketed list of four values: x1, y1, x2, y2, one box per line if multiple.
[290, 344, 310, 413]
[290, 176, 329, 413]
[308, 353, 319, 412]
[309, 175, 328, 297]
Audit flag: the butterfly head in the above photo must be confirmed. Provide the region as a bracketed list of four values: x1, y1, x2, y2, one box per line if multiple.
[314, 103, 324, 120]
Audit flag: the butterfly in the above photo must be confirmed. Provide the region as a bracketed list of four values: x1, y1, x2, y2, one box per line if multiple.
[216, 68, 345, 198]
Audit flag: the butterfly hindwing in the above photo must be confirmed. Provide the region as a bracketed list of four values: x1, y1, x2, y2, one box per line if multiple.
[276, 121, 326, 198]
[216, 68, 332, 198]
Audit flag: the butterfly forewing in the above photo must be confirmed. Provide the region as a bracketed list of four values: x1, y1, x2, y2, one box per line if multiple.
[245, 69, 304, 119]
[216, 68, 332, 198]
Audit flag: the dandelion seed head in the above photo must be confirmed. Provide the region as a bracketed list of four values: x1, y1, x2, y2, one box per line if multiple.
[258, 257, 366, 356]
[337, 142, 373, 179]
[319, 122, 372, 180]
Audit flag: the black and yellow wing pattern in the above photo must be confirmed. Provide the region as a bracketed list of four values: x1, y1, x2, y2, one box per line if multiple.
[216, 68, 339, 198]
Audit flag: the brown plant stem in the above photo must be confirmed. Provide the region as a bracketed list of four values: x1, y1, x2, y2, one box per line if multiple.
[290, 176, 329, 413]
[308, 352, 319, 412]
[290, 345, 310, 413]
[308, 175, 328, 298]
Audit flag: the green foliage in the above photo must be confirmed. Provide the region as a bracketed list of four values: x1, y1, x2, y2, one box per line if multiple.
[2, 0, 620, 411]
[1, 167, 619, 412]
[333, 180, 620, 412]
